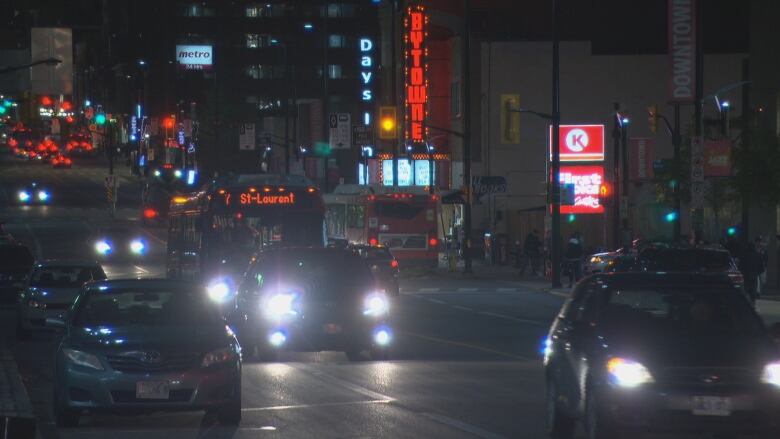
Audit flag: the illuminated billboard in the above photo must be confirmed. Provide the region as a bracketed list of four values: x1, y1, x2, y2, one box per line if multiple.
[549, 125, 605, 162]
[559, 165, 604, 214]
[176, 45, 213, 71]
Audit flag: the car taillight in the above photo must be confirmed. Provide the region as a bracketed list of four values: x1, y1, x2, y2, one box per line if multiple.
[369, 238, 378, 246]
[65, 158, 72, 165]
[429, 237, 438, 247]
[143, 208, 158, 219]
[728, 272, 744, 284]
[390, 259, 399, 269]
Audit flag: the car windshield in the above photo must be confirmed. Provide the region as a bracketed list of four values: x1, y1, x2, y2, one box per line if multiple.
[640, 249, 732, 272]
[601, 288, 763, 337]
[30, 266, 105, 287]
[254, 251, 374, 297]
[73, 288, 222, 327]
[0, 246, 34, 266]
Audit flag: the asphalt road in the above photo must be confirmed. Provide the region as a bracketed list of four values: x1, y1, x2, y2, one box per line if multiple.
[0, 152, 566, 439]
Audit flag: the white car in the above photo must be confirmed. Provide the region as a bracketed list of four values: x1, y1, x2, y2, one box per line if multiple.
[16, 260, 106, 338]
[584, 248, 635, 274]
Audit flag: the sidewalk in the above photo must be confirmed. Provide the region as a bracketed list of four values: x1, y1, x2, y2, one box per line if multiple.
[0, 346, 36, 438]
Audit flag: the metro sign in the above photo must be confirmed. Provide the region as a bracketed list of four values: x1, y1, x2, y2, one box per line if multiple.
[558, 165, 605, 214]
[549, 124, 605, 162]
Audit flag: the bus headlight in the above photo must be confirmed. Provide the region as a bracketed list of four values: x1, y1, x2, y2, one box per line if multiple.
[17, 191, 30, 202]
[264, 293, 297, 319]
[129, 239, 146, 254]
[363, 292, 389, 316]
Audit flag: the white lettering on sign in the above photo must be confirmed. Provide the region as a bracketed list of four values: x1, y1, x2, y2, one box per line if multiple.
[559, 165, 605, 214]
[359, 37, 374, 107]
[175, 45, 213, 70]
[668, 0, 695, 101]
[565, 129, 589, 152]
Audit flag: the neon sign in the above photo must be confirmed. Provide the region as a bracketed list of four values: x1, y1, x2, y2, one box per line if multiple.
[559, 165, 605, 214]
[238, 192, 296, 205]
[359, 38, 374, 102]
[404, 5, 428, 144]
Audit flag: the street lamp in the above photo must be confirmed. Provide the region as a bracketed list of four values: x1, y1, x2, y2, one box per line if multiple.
[0, 57, 62, 75]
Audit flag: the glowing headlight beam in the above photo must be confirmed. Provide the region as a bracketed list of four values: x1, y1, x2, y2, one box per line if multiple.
[94, 240, 112, 255]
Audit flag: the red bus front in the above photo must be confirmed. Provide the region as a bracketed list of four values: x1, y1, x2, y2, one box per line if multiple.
[366, 193, 439, 269]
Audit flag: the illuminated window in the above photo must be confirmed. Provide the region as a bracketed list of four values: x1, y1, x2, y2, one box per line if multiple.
[181, 3, 214, 17]
[246, 65, 286, 79]
[246, 33, 259, 49]
[246, 6, 258, 17]
[328, 35, 347, 48]
[325, 64, 342, 79]
[246, 4, 273, 17]
[324, 3, 355, 17]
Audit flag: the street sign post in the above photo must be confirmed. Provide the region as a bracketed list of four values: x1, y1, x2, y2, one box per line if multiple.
[329, 113, 351, 150]
[691, 136, 704, 209]
[238, 123, 256, 150]
[352, 125, 373, 146]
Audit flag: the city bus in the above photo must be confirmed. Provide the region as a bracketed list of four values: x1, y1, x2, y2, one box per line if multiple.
[167, 174, 326, 280]
[324, 185, 439, 269]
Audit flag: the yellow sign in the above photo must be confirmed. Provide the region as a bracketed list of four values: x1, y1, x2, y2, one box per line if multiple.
[500, 94, 520, 144]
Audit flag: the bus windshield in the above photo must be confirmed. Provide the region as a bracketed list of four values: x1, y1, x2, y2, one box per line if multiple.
[210, 212, 324, 255]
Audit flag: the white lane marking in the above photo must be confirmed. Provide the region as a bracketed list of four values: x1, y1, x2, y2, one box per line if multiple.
[24, 223, 43, 259]
[451, 305, 472, 312]
[477, 311, 547, 326]
[133, 265, 150, 274]
[426, 298, 446, 304]
[496, 287, 517, 292]
[421, 412, 508, 439]
[549, 290, 569, 298]
[457, 287, 479, 292]
[290, 363, 395, 401]
[242, 398, 393, 412]
[419, 287, 440, 292]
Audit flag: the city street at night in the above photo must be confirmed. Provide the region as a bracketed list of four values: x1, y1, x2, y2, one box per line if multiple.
[3, 1, 780, 438]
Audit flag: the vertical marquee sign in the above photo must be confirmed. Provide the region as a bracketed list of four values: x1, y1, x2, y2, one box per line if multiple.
[404, 4, 429, 145]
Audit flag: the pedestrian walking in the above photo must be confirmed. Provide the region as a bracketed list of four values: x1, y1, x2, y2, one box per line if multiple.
[519, 230, 542, 276]
[739, 242, 765, 303]
[755, 236, 768, 295]
[565, 232, 584, 287]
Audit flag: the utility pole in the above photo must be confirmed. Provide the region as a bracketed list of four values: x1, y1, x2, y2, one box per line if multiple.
[462, 0, 473, 274]
[612, 103, 621, 249]
[621, 116, 629, 246]
[740, 58, 750, 245]
[672, 103, 682, 242]
[692, 0, 704, 243]
[283, 43, 290, 174]
[391, 0, 398, 187]
[550, 0, 562, 288]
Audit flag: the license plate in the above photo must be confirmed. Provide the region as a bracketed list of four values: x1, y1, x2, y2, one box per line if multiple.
[323, 323, 342, 334]
[691, 396, 731, 416]
[136, 381, 170, 400]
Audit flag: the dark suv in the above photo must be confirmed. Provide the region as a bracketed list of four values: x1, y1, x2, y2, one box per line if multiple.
[544, 272, 780, 439]
[635, 245, 743, 288]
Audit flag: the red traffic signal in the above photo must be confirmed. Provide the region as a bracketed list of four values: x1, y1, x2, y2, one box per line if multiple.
[163, 117, 175, 129]
[40, 96, 53, 106]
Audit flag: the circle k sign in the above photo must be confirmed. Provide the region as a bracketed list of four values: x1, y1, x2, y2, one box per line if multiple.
[549, 124, 605, 162]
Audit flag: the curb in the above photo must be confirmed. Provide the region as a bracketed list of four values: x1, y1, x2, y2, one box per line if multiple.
[0, 348, 36, 438]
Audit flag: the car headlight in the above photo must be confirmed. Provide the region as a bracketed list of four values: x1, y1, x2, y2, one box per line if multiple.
[264, 293, 297, 318]
[363, 292, 390, 316]
[129, 239, 146, 254]
[17, 191, 30, 202]
[63, 348, 104, 370]
[761, 361, 780, 387]
[590, 256, 603, 264]
[606, 357, 654, 387]
[37, 190, 49, 202]
[94, 240, 112, 255]
[201, 347, 235, 368]
[207, 281, 232, 303]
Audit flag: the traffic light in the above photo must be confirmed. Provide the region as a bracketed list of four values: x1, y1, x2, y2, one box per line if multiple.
[95, 113, 107, 125]
[0, 106, 6, 115]
[664, 211, 678, 223]
[567, 214, 576, 223]
[379, 106, 397, 139]
[727, 226, 737, 236]
[647, 104, 658, 134]
[163, 117, 175, 130]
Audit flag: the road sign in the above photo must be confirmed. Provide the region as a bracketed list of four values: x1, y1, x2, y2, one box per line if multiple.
[329, 113, 351, 150]
[691, 136, 704, 183]
[105, 175, 117, 189]
[352, 125, 373, 146]
[89, 123, 97, 132]
[85, 107, 94, 120]
[239, 123, 256, 150]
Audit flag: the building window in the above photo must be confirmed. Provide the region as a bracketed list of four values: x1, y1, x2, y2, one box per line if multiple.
[450, 82, 460, 117]
[328, 35, 347, 48]
[327, 65, 342, 79]
[246, 64, 286, 80]
[246, 34, 259, 49]
[246, 4, 274, 17]
[324, 3, 355, 18]
[182, 3, 214, 17]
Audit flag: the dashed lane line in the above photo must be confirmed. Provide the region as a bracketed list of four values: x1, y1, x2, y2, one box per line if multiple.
[476, 311, 547, 326]
[426, 298, 446, 304]
[241, 398, 393, 412]
[451, 305, 473, 312]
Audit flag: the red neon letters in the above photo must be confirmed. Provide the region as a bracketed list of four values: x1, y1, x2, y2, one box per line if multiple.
[405, 6, 427, 143]
[239, 192, 295, 205]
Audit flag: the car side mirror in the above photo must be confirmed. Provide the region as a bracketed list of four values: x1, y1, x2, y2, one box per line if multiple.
[770, 322, 780, 343]
[45, 317, 66, 330]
